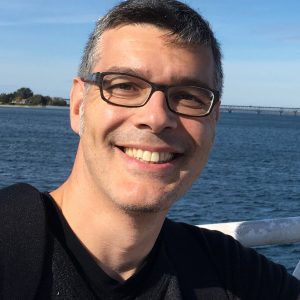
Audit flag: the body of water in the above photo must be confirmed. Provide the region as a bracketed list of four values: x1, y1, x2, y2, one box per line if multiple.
[1, 106, 300, 272]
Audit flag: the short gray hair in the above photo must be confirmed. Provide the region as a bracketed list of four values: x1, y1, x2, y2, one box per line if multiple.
[78, 0, 223, 95]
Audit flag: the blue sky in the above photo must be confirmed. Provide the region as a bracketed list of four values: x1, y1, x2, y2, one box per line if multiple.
[0, 0, 299, 107]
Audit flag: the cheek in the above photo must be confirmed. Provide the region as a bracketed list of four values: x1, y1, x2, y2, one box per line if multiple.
[185, 122, 216, 181]
[84, 101, 132, 137]
[181, 119, 216, 148]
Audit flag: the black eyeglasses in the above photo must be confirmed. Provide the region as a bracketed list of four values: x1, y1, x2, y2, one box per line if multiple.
[81, 72, 219, 117]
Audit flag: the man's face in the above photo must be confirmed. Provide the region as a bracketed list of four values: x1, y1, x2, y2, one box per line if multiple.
[72, 24, 219, 215]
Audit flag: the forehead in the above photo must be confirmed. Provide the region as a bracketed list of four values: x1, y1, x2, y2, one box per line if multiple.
[94, 24, 215, 86]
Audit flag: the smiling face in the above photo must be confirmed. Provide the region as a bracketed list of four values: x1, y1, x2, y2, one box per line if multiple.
[70, 24, 220, 215]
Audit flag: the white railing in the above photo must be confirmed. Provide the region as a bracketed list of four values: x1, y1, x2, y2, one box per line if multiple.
[198, 216, 300, 278]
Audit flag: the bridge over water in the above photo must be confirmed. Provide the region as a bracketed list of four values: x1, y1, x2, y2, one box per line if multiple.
[221, 105, 300, 116]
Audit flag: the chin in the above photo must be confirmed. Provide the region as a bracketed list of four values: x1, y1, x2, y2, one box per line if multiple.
[118, 203, 165, 216]
[111, 190, 181, 216]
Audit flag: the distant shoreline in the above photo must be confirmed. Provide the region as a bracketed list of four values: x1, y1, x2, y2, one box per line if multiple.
[1, 104, 299, 116]
[0, 104, 69, 109]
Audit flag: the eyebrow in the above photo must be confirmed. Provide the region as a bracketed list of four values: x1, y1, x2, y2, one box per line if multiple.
[102, 66, 213, 90]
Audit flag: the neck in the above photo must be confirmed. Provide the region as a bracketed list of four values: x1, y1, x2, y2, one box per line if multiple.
[50, 172, 166, 282]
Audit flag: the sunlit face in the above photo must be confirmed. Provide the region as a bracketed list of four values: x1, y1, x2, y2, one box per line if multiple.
[71, 24, 219, 215]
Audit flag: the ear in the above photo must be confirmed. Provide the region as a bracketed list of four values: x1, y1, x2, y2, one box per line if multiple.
[70, 77, 85, 134]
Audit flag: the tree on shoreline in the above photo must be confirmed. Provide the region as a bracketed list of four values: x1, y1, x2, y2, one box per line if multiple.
[0, 87, 68, 106]
[15, 87, 34, 100]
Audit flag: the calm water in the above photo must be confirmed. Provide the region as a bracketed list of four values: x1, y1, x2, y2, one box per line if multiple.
[1, 106, 300, 272]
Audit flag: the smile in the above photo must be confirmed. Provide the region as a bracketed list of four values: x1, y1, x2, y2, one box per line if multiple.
[123, 147, 175, 164]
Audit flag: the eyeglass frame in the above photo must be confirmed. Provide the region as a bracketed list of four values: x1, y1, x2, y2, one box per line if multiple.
[81, 71, 220, 118]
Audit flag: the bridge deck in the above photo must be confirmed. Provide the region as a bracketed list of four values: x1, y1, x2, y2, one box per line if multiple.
[220, 105, 299, 115]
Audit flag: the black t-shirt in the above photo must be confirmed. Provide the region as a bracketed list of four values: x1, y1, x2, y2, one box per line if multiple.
[43, 192, 182, 299]
[2, 183, 300, 299]
[40, 192, 300, 300]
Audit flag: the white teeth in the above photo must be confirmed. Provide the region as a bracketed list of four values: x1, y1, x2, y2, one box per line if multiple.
[124, 148, 175, 163]
[126, 148, 133, 156]
[143, 151, 151, 161]
[151, 152, 159, 162]
[137, 149, 143, 159]
[132, 148, 137, 157]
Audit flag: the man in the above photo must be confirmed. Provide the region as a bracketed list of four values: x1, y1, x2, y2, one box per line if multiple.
[1, 0, 300, 299]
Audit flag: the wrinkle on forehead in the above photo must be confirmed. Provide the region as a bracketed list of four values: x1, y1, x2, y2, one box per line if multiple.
[93, 23, 210, 70]
[92, 24, 214, 88]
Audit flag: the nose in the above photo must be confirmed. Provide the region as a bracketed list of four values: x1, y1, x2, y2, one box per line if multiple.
[133, 91, 178, 133]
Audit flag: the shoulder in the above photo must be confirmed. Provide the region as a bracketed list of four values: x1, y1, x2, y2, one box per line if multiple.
[163, 218, 277, 269]
[0, 183, 48, 298]
[0, 182, 40, 194]
[0, 183, 46, 240]
[0, 182, 41, 200]
[0, 182, 46, 236]
[163, 218, 246, 274]
[164, 217, 237, 248]
[163, 218, 251, 269]
[163, 218, 300, 299]
[0, 183, 44, 218]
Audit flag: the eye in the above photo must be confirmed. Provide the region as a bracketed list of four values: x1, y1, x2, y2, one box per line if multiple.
[115, 83, 135, 91]
[176, 93, 197, 101]
[173, 92, 205, 106]
[105, 81, 139, 91]
[102, 79, 145, 103]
